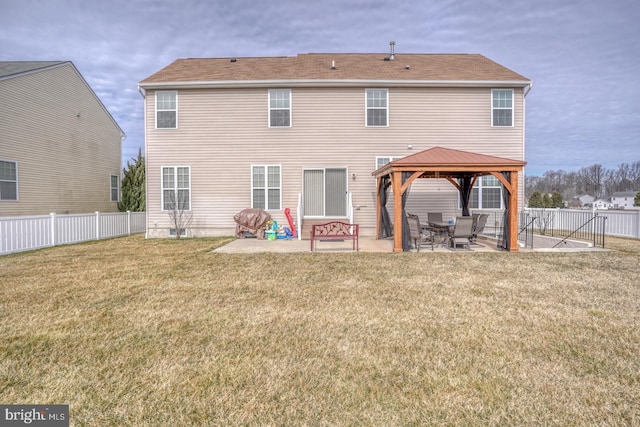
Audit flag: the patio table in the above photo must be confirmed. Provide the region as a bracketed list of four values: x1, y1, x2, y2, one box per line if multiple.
[427, 221, 454, 247]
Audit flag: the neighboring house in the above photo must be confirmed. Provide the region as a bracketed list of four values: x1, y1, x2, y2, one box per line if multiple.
[568, 194, 595, 209]
[0, 61, 124, 216]
[593, 198, 613, 210]
[139, 50, 531, 238]
[611, 191, 639, 209]
[579, 194, 595, 206]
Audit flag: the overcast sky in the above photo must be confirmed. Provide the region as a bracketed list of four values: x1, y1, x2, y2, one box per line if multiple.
[1, 0, 638, 175]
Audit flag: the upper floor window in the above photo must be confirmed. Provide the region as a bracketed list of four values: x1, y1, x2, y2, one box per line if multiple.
[110, 175, 119, 202]
[492, 89, 513, 127]
[366, 89, 388, 127]
[0, 160, 17, 201]
[162, 166, 190, 211]
[156, 91, 177, 129]
[469, 175, 503, 209]
[252, 165, 281, 210]
[269, 89, 291, 127]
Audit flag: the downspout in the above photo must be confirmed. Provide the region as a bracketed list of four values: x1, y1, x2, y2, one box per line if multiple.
[138, 86, 149, 238]
[521, 82, 532, 215]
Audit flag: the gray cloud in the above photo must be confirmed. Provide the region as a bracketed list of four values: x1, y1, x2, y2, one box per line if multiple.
[1, 0, 638, 174]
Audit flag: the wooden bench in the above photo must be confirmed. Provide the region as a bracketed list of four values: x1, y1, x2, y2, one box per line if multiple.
[310, 222, 359, 252]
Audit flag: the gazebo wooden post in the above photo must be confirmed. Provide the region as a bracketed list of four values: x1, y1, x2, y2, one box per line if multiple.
[507, 171, 519, 252]
[392, 171, 404, 253]
[492, 170, 521, 253]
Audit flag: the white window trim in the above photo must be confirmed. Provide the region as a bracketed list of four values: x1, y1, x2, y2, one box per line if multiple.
[0, 159, 18, 201]
[375, 156, 403, 170]
[461, 176, 504, 210]
[491, 89, 514, 128]
[110, 175, 119, 202]
[155, 90, 178, 129]
[251, 164, 282, 210]
[161, 166, 191, 211]
[268, 89, 292, 128]
[365, 88, 389, 127]
[302, 167, 349, 218]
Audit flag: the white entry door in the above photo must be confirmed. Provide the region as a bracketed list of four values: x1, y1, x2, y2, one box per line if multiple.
[303, 168, 347, 217]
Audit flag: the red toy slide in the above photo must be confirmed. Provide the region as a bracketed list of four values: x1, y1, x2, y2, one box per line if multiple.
[284, 207, 298, 238]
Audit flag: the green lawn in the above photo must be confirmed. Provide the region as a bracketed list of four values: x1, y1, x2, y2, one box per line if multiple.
[1, 235, 638, 426]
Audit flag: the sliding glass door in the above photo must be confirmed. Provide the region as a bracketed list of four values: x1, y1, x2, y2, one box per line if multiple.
[303, 168, 347, 217]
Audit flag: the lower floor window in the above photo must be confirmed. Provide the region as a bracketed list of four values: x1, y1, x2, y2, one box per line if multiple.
[0, 160, 17, 201]
[375, 156, 403, 169]
[162, 166, 190, 210]
[110, 175, 119, 202]
[252, 165, 281, 210]
[469, 175, 502, 209]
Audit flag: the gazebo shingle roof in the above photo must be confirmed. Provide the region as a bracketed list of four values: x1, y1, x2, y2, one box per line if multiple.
[390, 147, 526, 167]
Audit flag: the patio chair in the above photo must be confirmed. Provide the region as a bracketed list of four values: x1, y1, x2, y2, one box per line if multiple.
[471, 213, 489, 244]
[449, 216, 474, 251]
[407, 213, 434, 251]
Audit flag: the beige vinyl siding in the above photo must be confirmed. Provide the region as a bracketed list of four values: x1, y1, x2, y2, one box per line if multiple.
[145, 86, 525, 237]
[0, 64, 122, 215]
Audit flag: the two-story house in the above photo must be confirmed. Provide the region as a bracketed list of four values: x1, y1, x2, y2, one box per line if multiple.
[139, 51, 531, 246]
[612, 191, 639, 209]
[0, 61, 125, 216]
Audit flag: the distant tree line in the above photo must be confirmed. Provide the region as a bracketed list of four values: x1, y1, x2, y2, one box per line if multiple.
[525, 161, 640, 201]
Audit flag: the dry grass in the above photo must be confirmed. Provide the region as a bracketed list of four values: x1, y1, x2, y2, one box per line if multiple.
[1, 235, 639, 426]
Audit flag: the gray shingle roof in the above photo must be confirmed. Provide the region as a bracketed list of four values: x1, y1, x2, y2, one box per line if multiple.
[612, 191, 639, 197]
[0, 61, 67, 79]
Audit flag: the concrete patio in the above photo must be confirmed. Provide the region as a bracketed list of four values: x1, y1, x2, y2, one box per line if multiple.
[212, 236, 503, 253]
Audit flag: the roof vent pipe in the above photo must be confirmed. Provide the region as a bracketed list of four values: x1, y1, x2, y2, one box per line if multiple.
[389, 41, 395, 60]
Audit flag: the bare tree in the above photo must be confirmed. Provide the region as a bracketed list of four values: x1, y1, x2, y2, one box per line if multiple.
[166, 191, 192, 239]
[530, 208, 555, 235]
[526, 160, 640, 203]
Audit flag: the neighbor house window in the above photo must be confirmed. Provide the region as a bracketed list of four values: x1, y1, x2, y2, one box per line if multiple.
[492, 89, 513, 127]
[156, 91, 177, 129]
[468, 175, 503, 209]
[162, 166, 190, 210]
[366, 89, 388, 127]
[269, 89, 291, 127]
[0, 160, 17, 201]
[110, 175, 119, 202]
[252, 165, 281, 210]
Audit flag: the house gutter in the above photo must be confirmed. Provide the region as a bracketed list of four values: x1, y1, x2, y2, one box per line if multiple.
[138, 79, 533, 90]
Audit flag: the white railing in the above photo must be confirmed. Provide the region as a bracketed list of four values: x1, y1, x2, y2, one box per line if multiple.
[0, 211, 146, 255]
[297, 193, 303, 241]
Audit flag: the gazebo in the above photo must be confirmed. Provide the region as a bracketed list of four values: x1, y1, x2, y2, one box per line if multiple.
[371, 147, 527, 253]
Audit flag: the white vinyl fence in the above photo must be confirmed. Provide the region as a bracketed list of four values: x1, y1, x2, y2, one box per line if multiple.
[523, 208, 640, 239]
[1, 211, 146, 255]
